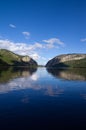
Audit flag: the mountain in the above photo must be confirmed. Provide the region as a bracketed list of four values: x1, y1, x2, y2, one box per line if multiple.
[0, 49, 37, 67]
[46, 54, 86, 68]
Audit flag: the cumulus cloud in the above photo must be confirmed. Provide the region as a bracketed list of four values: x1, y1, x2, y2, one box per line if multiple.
[22, 31, 30, 39]
[43, 38, 64, 48]
[30, 53, 40, 60]
[9, 24, 16, 28]
[0, 39, 42, 60]
[80, 38, 86, 42]
[43, 38, 64, 45]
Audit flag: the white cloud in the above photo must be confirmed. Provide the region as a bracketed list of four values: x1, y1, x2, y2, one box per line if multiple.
[43, 38, 64, 45]
[22, 31, 30, 39]
[48, 57, 52, 60]
[0, 39, 42, 60]
[30, 53, 40, 60]
[43, 38, 64, 48]
[81, 38, 86, 42]
[9, 24, 16, 28]
[34, 42, 43, 48]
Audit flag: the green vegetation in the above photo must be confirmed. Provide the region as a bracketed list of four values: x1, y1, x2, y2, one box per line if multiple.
[0, 49, 20, 65]
[0, 49, 37, 67]
[51, 58, 86, 68]
[64, 58, 86, 68]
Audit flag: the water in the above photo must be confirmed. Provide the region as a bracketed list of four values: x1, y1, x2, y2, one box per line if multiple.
[0, 67, 86, 129]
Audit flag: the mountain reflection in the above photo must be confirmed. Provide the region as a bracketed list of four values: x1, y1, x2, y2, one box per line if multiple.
[0, 67, 64, 97]
[47, 68, 86, 81]
[0, 67, 38, 93]
[0, 67, 37, 83]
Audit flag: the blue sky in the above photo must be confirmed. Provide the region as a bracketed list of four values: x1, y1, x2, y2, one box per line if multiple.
[0, 0, 86, 65]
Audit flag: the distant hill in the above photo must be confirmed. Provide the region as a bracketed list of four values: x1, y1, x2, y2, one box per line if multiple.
[0, 49, 37, 67]
[46, 54, 86, 68]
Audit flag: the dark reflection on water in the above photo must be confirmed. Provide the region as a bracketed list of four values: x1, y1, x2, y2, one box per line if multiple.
[0, 67, 86, 129]
[47, 68, 86, 81]
[0, 67, 37, 83]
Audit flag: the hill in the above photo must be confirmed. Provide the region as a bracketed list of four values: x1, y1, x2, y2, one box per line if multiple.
[46, 54, 86, 68]
[0, 49, 37, 67]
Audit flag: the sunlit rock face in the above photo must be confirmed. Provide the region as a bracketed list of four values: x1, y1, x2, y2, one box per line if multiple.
[56, 54, 86, 62]
[21, 56, 38, 66]
[46, 54, 86, 68]
[22, 56, 30, 62]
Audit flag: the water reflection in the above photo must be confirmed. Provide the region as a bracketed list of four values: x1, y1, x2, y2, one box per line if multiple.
[21, 95, 30, 103]
[80, 94, 86, 100]
[0, 67, 64, 97]
[0, 67, 38, 93]
[44, 85, 64, 97]
[47, 68, 86, 81]
[0, 67, 86, 129]
[0, 67, 86, 96]
[0, 67, 37, 83]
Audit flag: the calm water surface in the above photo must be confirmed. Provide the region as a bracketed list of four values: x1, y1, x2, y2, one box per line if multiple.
[0, 67, 86, 129]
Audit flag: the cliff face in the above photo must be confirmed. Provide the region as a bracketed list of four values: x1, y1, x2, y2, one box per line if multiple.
[0, 49, 37, 67]
[22, 56, 30, 62]
[46, 54, 86, 68]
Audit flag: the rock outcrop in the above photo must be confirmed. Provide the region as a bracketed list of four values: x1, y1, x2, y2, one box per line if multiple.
[22, 56, 30, 62]
[46, 54, 86, 68]
[0, 49, 37, 67]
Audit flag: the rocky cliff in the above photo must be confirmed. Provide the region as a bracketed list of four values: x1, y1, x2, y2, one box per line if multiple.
[0, 49, 37, 67]
[46, 54, 86, 68]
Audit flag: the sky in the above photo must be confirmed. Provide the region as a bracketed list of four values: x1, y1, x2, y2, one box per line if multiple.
[0, 0, 86, 65]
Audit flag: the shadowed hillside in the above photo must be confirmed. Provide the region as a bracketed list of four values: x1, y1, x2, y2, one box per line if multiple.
[46, 54, 86, 68]
[0, 49, 37, 67]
